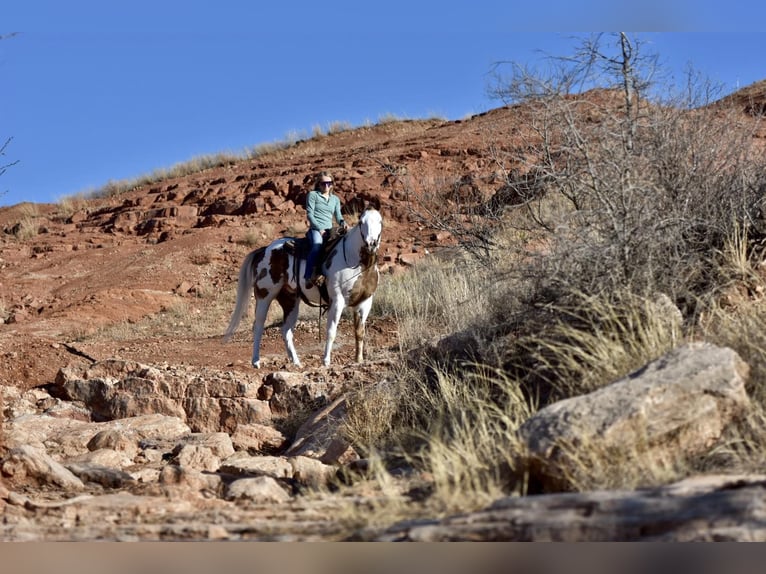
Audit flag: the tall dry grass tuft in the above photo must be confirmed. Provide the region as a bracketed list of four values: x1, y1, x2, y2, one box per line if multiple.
[699, 407, 766, 476]
[694, 297, 766, 479]
[7, 203, 40, 240]
[373, 256, 491, 350]
[701, 297, 766, 409]
[411, 365, 533, 509]
[502, 290, 683, 403]
[343, 361, 533, 513]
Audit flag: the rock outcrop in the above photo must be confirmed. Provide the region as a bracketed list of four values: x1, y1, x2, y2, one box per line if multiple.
[2, 343, 762, 540]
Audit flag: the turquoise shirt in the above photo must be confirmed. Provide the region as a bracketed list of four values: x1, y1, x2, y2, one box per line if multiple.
[306, 189, 344, 231]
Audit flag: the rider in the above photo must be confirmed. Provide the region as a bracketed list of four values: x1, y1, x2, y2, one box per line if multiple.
[304, 171, 347, 288]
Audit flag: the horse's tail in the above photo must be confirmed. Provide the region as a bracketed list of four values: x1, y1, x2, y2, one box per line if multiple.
[223, 248, 262, 342]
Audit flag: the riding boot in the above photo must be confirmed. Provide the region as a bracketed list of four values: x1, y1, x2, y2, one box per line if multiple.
[304, 255, 319, 288]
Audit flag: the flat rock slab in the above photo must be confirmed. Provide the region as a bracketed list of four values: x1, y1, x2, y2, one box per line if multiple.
[367, 475, 766, 542]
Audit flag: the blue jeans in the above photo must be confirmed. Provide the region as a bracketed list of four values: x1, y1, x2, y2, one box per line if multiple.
[304, 229, 325, 279]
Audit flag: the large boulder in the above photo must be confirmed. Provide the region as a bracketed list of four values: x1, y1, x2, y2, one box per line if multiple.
[518, 342, 752, 492]
[1, 445, 85, 491]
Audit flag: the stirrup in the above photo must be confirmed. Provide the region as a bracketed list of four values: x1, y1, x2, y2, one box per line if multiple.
[304, 274, 323, 290]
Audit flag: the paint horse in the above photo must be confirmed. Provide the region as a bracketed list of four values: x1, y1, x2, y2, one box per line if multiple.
[224, 207, 383, 368]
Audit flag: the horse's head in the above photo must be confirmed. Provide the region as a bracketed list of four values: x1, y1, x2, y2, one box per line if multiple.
[357, 207, 383, 256]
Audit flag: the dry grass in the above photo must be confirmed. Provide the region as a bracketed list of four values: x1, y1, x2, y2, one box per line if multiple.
[700, 296, 766, 408]
[345, 215, 766, 500]
[7, 203, 40, 240]
[60, 113, 450, 204]
[55, 193, 88, 219]
[508, 290, 683, 400]
[83, 283, 237, 343]
[235, 230, 263, 249]
[60, 115, 415, 202]
[411, 366, 532, 510]
[342, 359, 533, 513]
[360, 251, 766, 500]
[373, 256, 491, 349]
[362, 239, 766, 499]
[545, 432, 694, 492]
[188, 251, 213, 266]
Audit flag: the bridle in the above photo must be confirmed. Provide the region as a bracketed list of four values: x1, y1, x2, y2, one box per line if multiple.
[342, 213, 381, 269]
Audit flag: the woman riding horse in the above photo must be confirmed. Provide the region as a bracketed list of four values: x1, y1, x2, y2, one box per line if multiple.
[224, 204, 383, 368]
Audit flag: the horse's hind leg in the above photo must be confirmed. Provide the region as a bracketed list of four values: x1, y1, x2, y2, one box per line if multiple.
[251, 295, 275, 368]
[276, 290, 301, 367]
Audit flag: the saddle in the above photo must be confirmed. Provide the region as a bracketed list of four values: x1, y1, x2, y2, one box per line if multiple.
[286, 227, 345, 264]
[284, 227, 347, 303]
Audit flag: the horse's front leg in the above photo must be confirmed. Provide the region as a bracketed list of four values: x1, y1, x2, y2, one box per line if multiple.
[323, 300, 345, 367]
[353, 298, 373, 363]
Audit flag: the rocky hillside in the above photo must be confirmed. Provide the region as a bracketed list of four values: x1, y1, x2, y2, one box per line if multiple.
[0, 108, 523, 386]
[2, 81, 766, 541]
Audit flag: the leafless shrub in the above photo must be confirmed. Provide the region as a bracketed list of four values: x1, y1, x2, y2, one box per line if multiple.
[389, 166, 504, 267]
[358, 35, 766, 499]
[0, 137, 19, 198]
[487, 33, 766, 316]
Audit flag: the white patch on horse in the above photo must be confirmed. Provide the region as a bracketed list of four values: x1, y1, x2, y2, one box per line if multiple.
[224, 207, 383, 368]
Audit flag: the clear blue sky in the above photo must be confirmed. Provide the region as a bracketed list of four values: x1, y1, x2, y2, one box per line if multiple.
[2, 1, 765, 207]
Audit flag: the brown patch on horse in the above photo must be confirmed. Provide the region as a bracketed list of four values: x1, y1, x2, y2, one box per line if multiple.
[276, 289, 298, 318]
[268, 247, 290, 284]
[251, 247, 266, 265]
[255, 267, 270, 298]
[252, 249, 270, 299]
[348, 266, 379, 307]
[359, 247, 377, 268]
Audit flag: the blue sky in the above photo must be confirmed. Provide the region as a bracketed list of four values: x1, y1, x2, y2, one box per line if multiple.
[2, 1, 765, 207]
